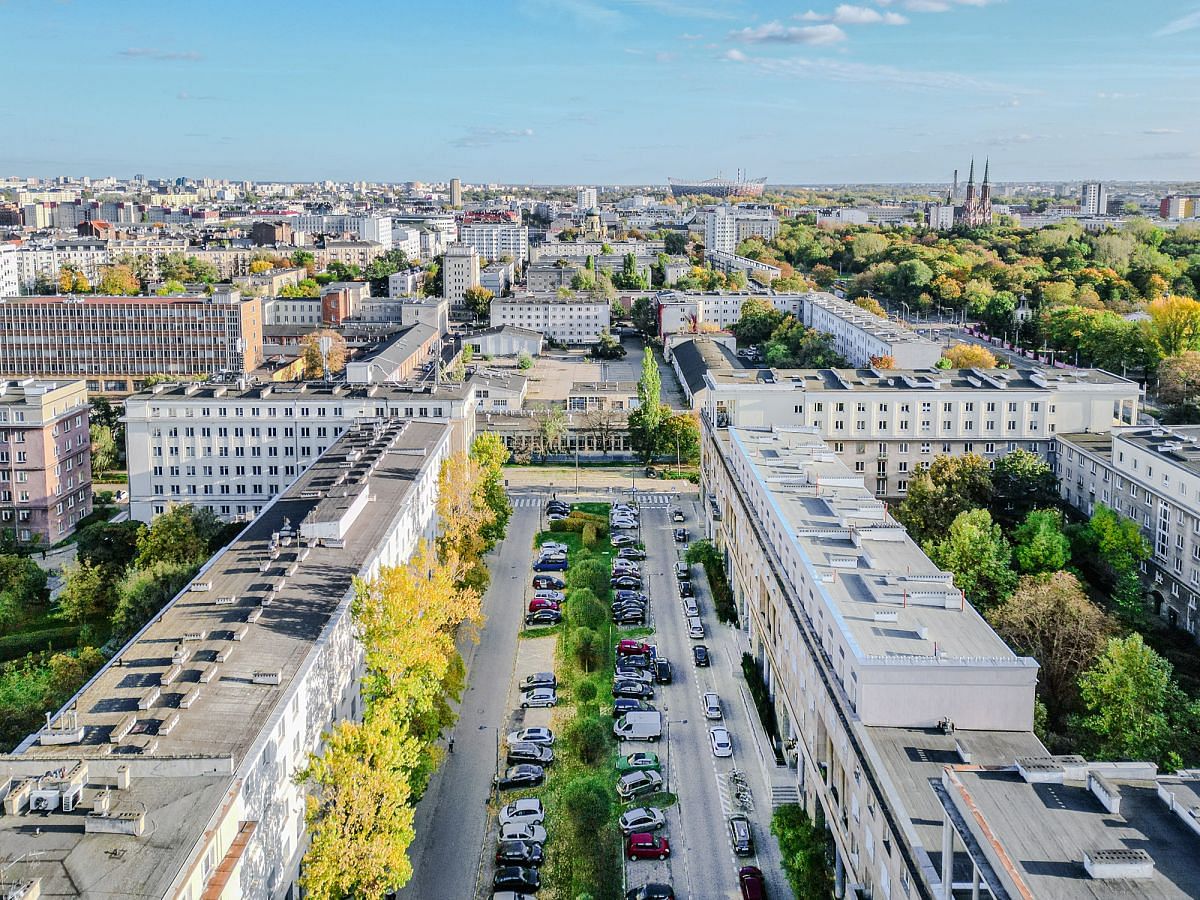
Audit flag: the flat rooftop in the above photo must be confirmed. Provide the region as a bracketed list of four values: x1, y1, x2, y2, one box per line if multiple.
[726, 426, 1023, 662]
[805, 292, 937, 347]
[708, 366, 1136, 391]
[130, 377, 474, 403]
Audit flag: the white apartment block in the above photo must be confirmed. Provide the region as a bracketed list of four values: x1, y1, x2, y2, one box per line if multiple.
[704, 205, 780, 255]
[442, 243, 481, 307]
[457, 224, 529, 267]
[293, 214, 393, 251]
[1057, 426, 1200, 639]
[702, 423, 1041, 900]
[0, 243, 18, 296]
[1081, 182, 1108, 217]
[391, 225, 422, 260]
[802, 292, 943, 369]
[0, 420, 450, 900]
[124, 380, 478, 523]
[529, 240, 665, 262]
[577, 187, 598, 210]
[490, 294, 610, 345]
[261, 297, 321, 327]
[702, 365, 1139, 497]
[926, 204, 956, 230]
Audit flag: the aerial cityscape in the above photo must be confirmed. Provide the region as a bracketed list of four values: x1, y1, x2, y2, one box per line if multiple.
[2, 2, 1200, 899]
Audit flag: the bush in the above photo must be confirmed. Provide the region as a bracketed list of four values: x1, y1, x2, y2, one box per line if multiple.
[549, 512, 609, 539]
[687, 539, 739, 626]
[517, 351, 534, 371]
[565, 716, 610, 765]
[568, 559, 611, 600]
[772, 804, 833, 899]
[0, 626, 82, 662]
[570, 596, 609, 632]
[575, 680, 598, 704]
[582, 523, 598, 548]
[743, 652, 782, 758]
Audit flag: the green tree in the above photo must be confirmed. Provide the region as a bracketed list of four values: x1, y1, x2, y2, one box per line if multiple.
[1078, 633, 1197, 768]
[134, 504, 222, 568]
[96, 263, 141, 296]
[470, 433, 511, 549]
[0, 555, 48, 630]
[659, 411, 700, 464]
[534, 403, 569, 455]
[1080, 504, 1150, 615]
[463, 285, 494, 321]
[631, 295, 659, 335]
[628, 350, 665, 464]
[992, 449, 1058, 524]
[772, 804, 834, 900]
[763, 317, 846, 367]
[89, 423, 118, 474]
[89, 396, 121, 431]
[590, 331, 627, 360]
[76, 520, 142, 575]
[56, 560, 107, 625]
[1012, 509, 1071, 574]
[924, 508, 1017, 610]
[364, 249, 411, 295]
[566, 714, 610, 765]
[573, 627, 602, 671]
[894, 454, 993, 545]
[516, 351, 534, 371]
[110, 559, 197, 640]
[731, 298, 784, 346]
[663, 231, 688, 255]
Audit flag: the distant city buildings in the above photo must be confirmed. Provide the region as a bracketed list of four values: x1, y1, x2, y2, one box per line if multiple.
[576, 186, 598, 210]
[703, 205, 780, 255]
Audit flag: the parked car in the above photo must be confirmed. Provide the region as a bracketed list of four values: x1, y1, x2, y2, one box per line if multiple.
[678, 581, 694, 598]
[499, 821, 547, 844]
[703, 692, 722, 719]
[493, 866, 541, 893]
[611, 521, 638, 532]
[729, 815, 754, 856]
[618, 547, 647, 560]
[675, 561, 689, 579]
[526, 609, 562, 626]
[533, 557, 568, 572]
[613, 503, 638, 514]
[496, 764, 546, 790]
[671, 509, 685, 523]
[614, 590, 648, 604]
[521, 672, 557, 691]
[625, 884, 674, 900]
[533, 589, 565, 603]
[612, 534, 639, 547]
[644, 466, 658, 478]
[547, 512, 569, 521]
[614, 609, 647, 625]
[540, 541, 569, 553]
[618, 806, 667, 834]
[612, 576, 643, 589]
[520, 687, 558, 709]
[506, 728, 554, 747]
[617, 769, 664, 800]
[496, 840, 545, 867]
[617, 640, 653, 657]
[612, 560, 641, 573]
[546, 501, 569, 513]
[654, 659, 673, 684]
[613, 680, 653, 700]
[507, 742, 554, 766]
[499, 798, 545, 827]
[612, 598, 648, 612]
[627, 832, 671, 861]
[616, 752, 661, 773]
[532, 575, 565, 590]
[618, 652, 652, 669]
[709, 726, 733, 757]
[673, 528, 689, 543]
[612, 698, 654, 717]
[738, 865, 766, 900]
[614, 666, 654, 685]
[693, 644, 711, 667]
[528, 597, 560, 613]
[612, 604, 648, 620]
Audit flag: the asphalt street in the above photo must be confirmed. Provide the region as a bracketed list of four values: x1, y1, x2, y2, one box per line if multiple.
[396, 501, 538, 900]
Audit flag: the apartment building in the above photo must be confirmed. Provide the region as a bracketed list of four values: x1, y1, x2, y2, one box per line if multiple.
[458, 223, 528, 267]
[704, 249, 782, 284]
[0, 420, 450, 900]
[124, 379, 477, 523]
[701, 421, 1198, 900]
[12, 237, 190, 290]
[490, 294, 611, 345]
[481, 260, 514, 297]
[703, 205, 780, 255]
[802, 292, 943, 369]
[443, 243, 481, 307]
[0, 243, 19, 296]
[261, 297, 321, 327]
[0, 379, 92, 544]
[528, 240, 665, 263]
[292, 214, 393, 251]
[702, 366, 1139, 497]
[0, 290, 264, 394]
[1057, 426, 1200, 639]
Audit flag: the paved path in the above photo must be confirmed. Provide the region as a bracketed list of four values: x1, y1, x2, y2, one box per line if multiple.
[397, 502, 538, 899]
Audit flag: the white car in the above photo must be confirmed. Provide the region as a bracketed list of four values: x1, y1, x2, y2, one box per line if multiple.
[506, 727, 554, 746]
[499, 798, 545, 827]
[710, 726, 733, 758]
[499, 821, 548, 844]
[541, 541, 569, 554]
[533, 590, 565, 602]
[520, 687, 558, 708]
[703, 692, 722, 720]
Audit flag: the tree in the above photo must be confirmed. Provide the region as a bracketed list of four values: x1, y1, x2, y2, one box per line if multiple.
[868, 355, 895, 369]
[364, 249, 411, 295]
[731, 298, 785, 346]
[764, 318, 846, 368]
[299, 330, 348, 379]
[156, 279, 187, 296]
[663, 231, 689, 255]
[516, 351, 534, 371]
[58, 265, 89, 294]
[90, 396, 121, 431]
[591, 331, 627, 359]
[1078, 504, 1150, 615]
[1012, 509, 1071, 574]
[1158, 351, 1200, 410]
[573, 626, 602, 671]
[0, 555, 48, 629]
[924, 508, 1017, 610]
[463, 285, 494, 321]
[772, 804, 834, 900]
[894, 453, 993, 545]
[1078, 634, 1197, 768]
[566, 715, 610, 765]
[110, 559, 196, 639]
[96, 264, 141, 296]
[56, 560, 107, 625]
[631, 295, 659, 335]
[613, 252, 649, 290]
[989, 572, 1112, 724]
[854, 296, 887, 318]
[470, 433, 511, 549]
[249, 259, 273, 275]
[941, 343, 998, 368]
[659, 411, 700, 464]
[992, 449, 1058, 523]
[533, 404, 569, 456]
[434, 455, 495, 583]
[134, 504, 216, 568]
[1148, 295, 1200, 356]
[89, 423, 118, 475]
[583, 407, 624, 455]
[76, 519, 142, 575]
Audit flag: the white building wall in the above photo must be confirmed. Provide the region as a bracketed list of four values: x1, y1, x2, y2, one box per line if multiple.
[0, 244, 18, 296]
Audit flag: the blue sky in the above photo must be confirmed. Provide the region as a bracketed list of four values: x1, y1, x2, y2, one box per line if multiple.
[2, 0, 1198, 184]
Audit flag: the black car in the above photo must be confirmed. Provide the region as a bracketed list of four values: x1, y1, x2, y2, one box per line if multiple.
[521, 672, 557, 691]
[673, 528, 688, 543]
[614, 609, 647, 625]
[496, 839, 546, 867]
[612, 576, 643, 589]
[496, 764, 545, 790]
[613, 680, 653, 699]
[526, 609, 562, 626]
[729, 814, 754, 857]
[626, 885, 674, 900]
[532, 575, 566, 590]
[494, 866, 541, 892]
[506, 742, 555, 766]
[615, 588, 647, 601]
[546, 500, 570, 511]
[619, 653, 651, 669]
[693, 644, 711, 667]
[678, 581, 694, 599]
[612, 698, 654, 717]
[612, 600, 648, 615]
[618, 547, 647, 561]
[654, 659, 673, 684]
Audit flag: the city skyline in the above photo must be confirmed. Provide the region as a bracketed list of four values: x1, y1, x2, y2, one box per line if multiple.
[2, 0, 1198, 184]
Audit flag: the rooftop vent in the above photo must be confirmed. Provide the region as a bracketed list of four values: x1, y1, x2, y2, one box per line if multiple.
[1083, 848, 1154, 881]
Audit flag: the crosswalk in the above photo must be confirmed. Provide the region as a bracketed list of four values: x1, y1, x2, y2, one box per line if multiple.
[510, 493, 676, 508]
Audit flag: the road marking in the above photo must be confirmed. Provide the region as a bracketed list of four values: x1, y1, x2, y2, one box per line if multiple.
[715, 771, 733, 817]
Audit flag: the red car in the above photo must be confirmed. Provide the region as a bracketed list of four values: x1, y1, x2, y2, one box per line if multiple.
[627, 832, 671, 861]
[739, 866, 766, 900]
[528, 597, 561, 612]
[617, 639, 652, 657]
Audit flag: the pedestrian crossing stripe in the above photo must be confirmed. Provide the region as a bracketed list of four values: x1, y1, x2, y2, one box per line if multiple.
[509, 494, 676, 508]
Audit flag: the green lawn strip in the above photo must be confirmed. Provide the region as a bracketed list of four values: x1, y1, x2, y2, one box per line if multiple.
[520, 626, 560, 641]
[572, 501, 612, 517]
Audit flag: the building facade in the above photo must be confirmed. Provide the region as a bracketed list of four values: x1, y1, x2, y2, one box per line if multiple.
[0, 379, 92, 544]
[0, 291, 264, 393]
[801, 292, 944, 369]
[458, 223, 528, 267]
[0, 243, 19, 297]
[1080, 182, 1109, 217]
[442, 243, 481, 307]
[489, 294, 611, 345]
[704, 205, 780, 255]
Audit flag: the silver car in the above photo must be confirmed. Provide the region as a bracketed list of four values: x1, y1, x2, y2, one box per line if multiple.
[520, 687, 558, 709]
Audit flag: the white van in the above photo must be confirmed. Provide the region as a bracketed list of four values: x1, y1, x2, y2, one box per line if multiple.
[682, 598, 699, 618]
[687, 616, 705, 639]
[613, 710, 662, 742]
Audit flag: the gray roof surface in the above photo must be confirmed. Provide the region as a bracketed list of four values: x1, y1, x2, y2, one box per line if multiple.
[671, 337, 740, 396]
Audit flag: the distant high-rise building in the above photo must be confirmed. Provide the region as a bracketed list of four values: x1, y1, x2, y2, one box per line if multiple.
[1160, 195, 1199, 220]
[1080, 182, 1108, 216]
[442, 243, 480, 307]
[577, 187, 598, 210]
[703, 205, 780, 255]
[449, 178, 462, 207]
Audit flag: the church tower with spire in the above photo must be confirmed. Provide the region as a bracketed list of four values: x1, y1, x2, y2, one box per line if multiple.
[957, 157, 993, 227]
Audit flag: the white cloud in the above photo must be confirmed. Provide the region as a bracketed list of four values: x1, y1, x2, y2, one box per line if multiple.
[452, 127, 536, 149]
[730, 21, 847, 44]
[118, 47, 203, 61]
[1156, 10, 1200, 36]
[1144, 128, 1183, 135]
[897, 0, 999, 12]
[799, 10, 829, 20]
[723, 48, 748, 61]
[831, 4, 908, 24]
